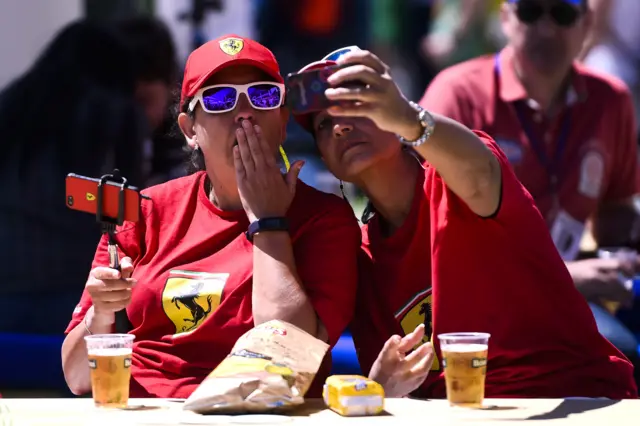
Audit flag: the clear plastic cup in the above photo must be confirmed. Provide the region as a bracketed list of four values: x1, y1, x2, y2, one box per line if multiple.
[438, 333, 490, 408]
[84, 334, 135, 408]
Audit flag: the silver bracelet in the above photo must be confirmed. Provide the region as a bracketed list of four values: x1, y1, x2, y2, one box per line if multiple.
[397, 101, 436, 147]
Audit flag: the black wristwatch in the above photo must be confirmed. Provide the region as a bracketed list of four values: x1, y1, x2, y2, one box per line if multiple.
[245, 217, 290, 242]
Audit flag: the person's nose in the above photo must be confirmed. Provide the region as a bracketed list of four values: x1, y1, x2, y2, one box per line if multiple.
[234, 94, 254, 124]
[333, 121, 353, 138]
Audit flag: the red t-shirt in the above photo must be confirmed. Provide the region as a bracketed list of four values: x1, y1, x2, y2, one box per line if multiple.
[419, 46, 638, 244]
[66, 171, 360, 399]
[351, 134, 638, 399]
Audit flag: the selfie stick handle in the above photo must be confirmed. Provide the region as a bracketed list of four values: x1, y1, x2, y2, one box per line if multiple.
[106, 229, 120, 271]
[97, 170, 133, 334]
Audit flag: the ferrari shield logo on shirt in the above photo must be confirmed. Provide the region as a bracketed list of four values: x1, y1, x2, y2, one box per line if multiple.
[494, 138, 523, 165]
[161, 270, 229, 335]
[578, 150, 604, 199]
[395, 289, 439, 371]
[219, 37, 244, 56]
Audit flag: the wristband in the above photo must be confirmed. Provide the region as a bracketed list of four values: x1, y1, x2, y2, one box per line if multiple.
[245, 217, 289, 242]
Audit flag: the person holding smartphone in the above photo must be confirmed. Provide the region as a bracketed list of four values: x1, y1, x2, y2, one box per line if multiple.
[61, 34, 359, 399]
[291, 46, 637, 399]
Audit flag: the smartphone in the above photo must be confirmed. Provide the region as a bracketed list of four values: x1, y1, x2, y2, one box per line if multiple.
[65, 173, 142, 223]
[285, 64, 345, 115]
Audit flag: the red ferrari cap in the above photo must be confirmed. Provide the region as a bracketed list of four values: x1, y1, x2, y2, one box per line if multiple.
[180, 34, 284, 108]
[291, 59, 337, 132]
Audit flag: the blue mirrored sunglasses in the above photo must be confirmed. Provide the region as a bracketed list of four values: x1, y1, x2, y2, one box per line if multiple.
[189, 82, 285, 114]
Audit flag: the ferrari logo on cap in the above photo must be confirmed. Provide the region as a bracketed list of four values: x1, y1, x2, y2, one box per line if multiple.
[219, 37, 244, 56]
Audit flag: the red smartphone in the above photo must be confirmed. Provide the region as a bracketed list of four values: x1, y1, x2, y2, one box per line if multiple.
[65, 173, 142, 223]
[285, 64, 345, 115]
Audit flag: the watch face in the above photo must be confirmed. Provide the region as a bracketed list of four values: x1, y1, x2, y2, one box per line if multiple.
[398, 104, 434, 147]
[421, 109, 436, 129]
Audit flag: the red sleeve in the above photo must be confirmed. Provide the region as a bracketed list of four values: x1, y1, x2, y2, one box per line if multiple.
[427, 131, 537, 224]
[603, 88, 639, 201]
[481, 132, 537, 221]
[64, 216, 147, 334]
[418, 71, 474, 128]
[293, 200, 360, 347]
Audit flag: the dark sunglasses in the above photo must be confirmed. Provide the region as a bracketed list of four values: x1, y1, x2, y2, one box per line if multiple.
[513, 0, 583, 27]
[188, 82, 285, 114]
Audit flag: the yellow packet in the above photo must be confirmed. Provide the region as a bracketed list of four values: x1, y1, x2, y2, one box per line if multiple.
[323, 375, 384, 416]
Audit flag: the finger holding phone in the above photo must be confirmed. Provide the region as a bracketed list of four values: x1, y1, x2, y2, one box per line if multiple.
[322, 50, 422, 140]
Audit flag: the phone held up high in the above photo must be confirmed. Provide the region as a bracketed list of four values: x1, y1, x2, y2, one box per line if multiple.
[286, 64, 365, 115]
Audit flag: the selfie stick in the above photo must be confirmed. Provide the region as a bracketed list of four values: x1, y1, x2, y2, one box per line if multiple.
[96, 169, 134, 334]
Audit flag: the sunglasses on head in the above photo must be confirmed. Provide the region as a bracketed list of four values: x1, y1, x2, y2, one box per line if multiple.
[512, 0, 582, 27]
[188, 81, 285, 114]
[322, 45, 362, 62]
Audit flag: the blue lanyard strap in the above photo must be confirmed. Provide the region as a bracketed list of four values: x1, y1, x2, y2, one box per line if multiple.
[494, 54, 572, 192]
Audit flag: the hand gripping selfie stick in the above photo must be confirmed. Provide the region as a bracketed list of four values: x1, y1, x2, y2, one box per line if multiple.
[96, 169, 134, 334]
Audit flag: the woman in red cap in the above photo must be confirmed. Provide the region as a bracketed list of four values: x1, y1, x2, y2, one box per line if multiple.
[61, 35, 359, 399]
[293, 45, 638, 399]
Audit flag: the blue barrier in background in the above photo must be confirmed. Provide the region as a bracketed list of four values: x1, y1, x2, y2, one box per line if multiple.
[0, 333, 69, 392]
[330, 332, 361, 375]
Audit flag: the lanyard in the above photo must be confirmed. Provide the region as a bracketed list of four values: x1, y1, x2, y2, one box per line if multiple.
[494, 54, 572, 208]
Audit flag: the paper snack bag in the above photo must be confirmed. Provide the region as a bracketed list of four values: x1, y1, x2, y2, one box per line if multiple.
[183, 320, 330, 414]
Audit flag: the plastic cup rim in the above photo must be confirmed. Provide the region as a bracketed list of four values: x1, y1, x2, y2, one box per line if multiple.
[84, 333, 136, 342]
[437, 332, 491, 340]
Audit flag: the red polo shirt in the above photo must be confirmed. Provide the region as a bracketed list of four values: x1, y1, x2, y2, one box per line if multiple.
[351, 134, 637, 399]
[420, 46, 638, 259]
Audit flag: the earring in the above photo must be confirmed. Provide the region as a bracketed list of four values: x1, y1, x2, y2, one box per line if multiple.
[194, 143, 200, 150]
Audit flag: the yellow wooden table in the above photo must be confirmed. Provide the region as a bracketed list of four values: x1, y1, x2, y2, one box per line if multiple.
[1, 397, 639, 425]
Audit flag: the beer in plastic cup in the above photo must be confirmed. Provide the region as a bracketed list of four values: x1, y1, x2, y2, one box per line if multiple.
[438, 332, 490, 408]
[84, 334, 135, 408]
